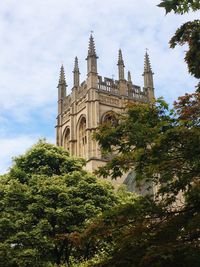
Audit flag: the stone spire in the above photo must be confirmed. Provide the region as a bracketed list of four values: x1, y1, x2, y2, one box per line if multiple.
[73, 56, 80, 87]
[144, 51, 153, 73]
[86, 34, 98, 75]
[143, 50, 154, 89]
[128, 71, 132, 83]
[58, 64, 66, 86]
[143, 50, 154, 101]
[58, 64, 67, 100]
[88, 34, 97, 57]
[117, 49, 125, 80]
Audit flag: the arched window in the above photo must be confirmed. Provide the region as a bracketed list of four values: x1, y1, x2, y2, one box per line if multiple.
[79, 117, 87, 157]
[101, 112, 118, 160]
[102, 111, 117, 126]
[63, 128, 70, 152]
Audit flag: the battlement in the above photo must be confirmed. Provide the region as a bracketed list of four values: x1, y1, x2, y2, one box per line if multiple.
[61, 74, 149, 112]
[97, 75, 148, 102]
[98, 76, 118, 94]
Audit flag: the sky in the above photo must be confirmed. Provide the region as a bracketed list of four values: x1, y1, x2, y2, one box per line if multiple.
[0, 0, 199, 174]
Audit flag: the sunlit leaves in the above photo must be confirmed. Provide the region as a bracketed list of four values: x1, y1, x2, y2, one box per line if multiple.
[0, 141, 117, 267]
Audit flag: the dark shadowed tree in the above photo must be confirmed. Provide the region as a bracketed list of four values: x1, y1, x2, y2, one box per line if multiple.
[80, 94, 200, 267]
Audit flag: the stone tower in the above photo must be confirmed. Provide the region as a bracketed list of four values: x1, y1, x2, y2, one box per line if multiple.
[56, 34, 155, 178]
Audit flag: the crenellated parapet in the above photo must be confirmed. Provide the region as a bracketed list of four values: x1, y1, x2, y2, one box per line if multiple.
[98, 76, 118, 94]
[97, 75, 148, 102]
[60, 73, 149, 115]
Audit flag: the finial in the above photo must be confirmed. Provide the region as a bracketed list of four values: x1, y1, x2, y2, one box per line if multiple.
[144, 49, 152, 73]
[73, 56, 80, 73]
[59, 64, 66, 85]
[73, 56, 80, 87]
[119, 49, 122, 60]
[143, 50, 154, 91]
[88, 33, 97, 57]
[118, 49, 125, 66]
[128, 71, 132, 83]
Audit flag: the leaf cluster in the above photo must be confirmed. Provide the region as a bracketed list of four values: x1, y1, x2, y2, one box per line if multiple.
[158, 0, 200, 14]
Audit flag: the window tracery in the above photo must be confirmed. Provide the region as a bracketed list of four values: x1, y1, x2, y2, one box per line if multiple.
[102, 111, 118, 126]
[63, 128, 70, 152]
[79, 117, 87, 157]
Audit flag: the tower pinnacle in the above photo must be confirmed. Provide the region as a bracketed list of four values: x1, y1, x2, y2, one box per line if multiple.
[128, 71, 132, 83]
[117, 49, 125, 80]
[74, 56, 79, 71]
[58, 64, 66, 86]
[118, 49, 124, 66]
[86, 34, 98, 75]
[144, 51, 153, 73]
[87, 34, 97, 58]
[143, 50, 154, 100]
[57, 64, 67, 115]
[73, 56, 80, 87]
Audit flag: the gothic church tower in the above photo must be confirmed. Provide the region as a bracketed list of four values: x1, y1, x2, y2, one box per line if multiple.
[56, 35, 155, 175]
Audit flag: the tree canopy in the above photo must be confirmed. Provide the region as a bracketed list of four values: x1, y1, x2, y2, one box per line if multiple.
[0, 141, 118, 267]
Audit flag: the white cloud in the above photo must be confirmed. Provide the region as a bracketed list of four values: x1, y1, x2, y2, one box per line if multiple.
[0, 0, 198, 115]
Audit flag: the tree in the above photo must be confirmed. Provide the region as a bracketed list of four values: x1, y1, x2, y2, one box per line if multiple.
[81, 94, 200, 267]
[87, 0, 200, 260]
[0, 141, 118, 267]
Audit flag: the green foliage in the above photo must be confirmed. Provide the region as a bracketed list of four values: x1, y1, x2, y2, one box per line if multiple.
[158, 0, 200, 14]
[89, 91, 200, 266]
[10, 139, 85, 180]
[0, 141, 118, 267]
[95, 99, 172, 180]
[88, 2, 200, 264]
[96, 95, 200, 199]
